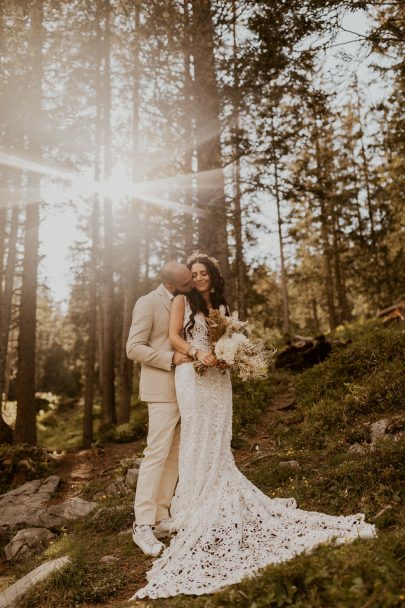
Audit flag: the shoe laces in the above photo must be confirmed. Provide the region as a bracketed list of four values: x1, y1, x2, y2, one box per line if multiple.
[136, 524, 161, 546]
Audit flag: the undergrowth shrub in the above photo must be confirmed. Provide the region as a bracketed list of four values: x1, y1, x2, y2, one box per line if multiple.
[0, 444, 55, 493]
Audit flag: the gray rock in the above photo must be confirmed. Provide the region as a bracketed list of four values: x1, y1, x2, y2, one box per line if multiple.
[370, 419, 388, 444]
[348, 443, 367, 455]
[0, 476, 97, 537]
[104, 477, 130, 497]
[135, 457, 143, 466]
[4, 528, 57, 562]
[44, 496, 97, 524]
[125, 468, 139, 489]
[100, 555, 119, 563]
[0, 476, 60, 538]
[279, 460, 301, 470]
[0, 556, 70, 608]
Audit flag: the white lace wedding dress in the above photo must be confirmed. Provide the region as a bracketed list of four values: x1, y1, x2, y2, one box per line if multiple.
[130, 301, 377, 600]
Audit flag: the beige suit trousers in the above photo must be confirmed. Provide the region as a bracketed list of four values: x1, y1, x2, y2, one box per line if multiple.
[134, 400, 180, 525]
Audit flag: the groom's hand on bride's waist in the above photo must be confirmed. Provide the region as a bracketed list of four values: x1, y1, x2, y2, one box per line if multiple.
[172, 351, 191, 366]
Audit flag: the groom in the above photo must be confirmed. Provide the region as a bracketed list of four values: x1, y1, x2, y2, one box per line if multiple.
[126, 262, 193, 556]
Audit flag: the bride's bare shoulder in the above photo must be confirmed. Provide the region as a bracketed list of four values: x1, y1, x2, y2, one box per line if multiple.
[172, 294, 186, 309]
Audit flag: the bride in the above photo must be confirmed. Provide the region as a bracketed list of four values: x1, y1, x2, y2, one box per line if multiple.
[130, 252, 377, 600]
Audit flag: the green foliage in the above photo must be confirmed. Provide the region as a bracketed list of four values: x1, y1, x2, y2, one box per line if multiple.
[85, 504, 133, 534]
[294, 326, 405, 448]
[231, 371, 290, 448]
[39, 342, 81, 397]
[99, 401, 148, 444]
[18, 555, 126, 607]
[0, 444, 55, 494]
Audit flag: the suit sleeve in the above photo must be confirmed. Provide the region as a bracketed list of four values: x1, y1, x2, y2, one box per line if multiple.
[126, 296, 174, 371]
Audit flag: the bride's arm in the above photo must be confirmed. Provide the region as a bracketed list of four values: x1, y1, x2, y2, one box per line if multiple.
[169, 295, 190, 355]
[169, 295, 217, 366]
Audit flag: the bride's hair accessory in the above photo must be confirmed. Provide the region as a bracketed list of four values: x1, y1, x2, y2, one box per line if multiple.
[186, 250, 223, 277]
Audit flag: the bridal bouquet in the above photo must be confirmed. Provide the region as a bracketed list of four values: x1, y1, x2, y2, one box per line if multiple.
[193, 307, 276, 381]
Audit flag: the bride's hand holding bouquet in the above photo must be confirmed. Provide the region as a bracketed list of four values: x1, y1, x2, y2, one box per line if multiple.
[194, 307, 276, 381]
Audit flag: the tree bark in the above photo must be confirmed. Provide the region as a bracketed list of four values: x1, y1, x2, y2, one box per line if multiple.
[100, 0, 116, 428]
[232, 3, 246, 319]
[270, 113, 290, 334]
[83, 1, 103, 448]
[118, 0, 142, 424]
[182, 0, 195, 255]
[313, 112, 337, 331]
[14, 0, 44, 445]
[190, 0, 232, 292]
[354, 76, 376, 246]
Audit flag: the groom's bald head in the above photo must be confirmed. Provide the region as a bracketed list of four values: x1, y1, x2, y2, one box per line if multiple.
[161, 262, 193, 295]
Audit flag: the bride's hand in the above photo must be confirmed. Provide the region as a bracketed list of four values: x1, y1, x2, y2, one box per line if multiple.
[196, 350, 217, 366]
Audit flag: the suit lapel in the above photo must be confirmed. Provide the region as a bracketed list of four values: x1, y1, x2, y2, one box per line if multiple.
[156, 284, 172, 313]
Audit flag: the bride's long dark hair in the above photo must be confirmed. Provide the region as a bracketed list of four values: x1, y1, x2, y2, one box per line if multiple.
[185, 254, 230, 337]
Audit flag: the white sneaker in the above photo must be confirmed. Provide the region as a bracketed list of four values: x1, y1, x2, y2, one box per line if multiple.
[153, 517, 175, 538]
[132, 524, 165, 557]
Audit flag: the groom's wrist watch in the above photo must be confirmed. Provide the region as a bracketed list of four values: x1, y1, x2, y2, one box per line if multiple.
[187, 346, 198, 360]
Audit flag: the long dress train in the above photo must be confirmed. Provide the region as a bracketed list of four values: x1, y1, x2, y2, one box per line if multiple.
[130, 301, 377, 599]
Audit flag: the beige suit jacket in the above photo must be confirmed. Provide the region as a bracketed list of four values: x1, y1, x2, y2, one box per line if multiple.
[126, 284, 176, 403]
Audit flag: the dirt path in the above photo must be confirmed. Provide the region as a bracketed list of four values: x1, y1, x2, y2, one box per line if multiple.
[54, 441, 145, 501]
[235, 382, 296, 467]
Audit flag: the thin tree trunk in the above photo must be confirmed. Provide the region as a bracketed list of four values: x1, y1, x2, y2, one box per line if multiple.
[354, 76, 376, 246]
[83, 199, 99, 447]
[313, 115, 337, 332]
[118, 0, 142, 424]
[311, 298, 320, 333]
[270, 113, 290, 334]
[100, 0, 116, 428]
[14, 0, 44, 445]
[83, 3, 103, 448]
[232, 3, 246, 319]
[330, 204, 350, 322]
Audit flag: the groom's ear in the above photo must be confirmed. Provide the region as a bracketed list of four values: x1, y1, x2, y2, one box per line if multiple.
[164, 282, 176, 294]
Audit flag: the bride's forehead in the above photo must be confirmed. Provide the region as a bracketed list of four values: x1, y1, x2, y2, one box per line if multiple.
[191, 263, 208, 273]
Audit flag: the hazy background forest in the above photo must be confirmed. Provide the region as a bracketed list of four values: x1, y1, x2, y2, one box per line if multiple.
[0, 0, 404, 448]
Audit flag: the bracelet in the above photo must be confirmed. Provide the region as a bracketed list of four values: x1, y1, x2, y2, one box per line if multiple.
[187, 346, 198, 360]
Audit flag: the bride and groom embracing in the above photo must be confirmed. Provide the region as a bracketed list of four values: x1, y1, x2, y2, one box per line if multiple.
[126, 251, 376, 600]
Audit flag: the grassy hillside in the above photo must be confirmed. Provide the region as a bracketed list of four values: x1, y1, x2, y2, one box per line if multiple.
[2, 323, 404, 607]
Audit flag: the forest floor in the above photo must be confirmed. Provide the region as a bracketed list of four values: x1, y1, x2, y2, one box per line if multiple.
[1, 323, 404, 608]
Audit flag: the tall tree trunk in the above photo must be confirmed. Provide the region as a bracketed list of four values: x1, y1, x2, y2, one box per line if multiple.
[354, 76, 376, 246]
[0, 0, 13, 443]
[311, 298, 320, 333]
[83, 198, 99, 447]
[190, 0, 232, 292]
[83, 3, 103, 448]
[14, 0, 44, 445]
[118, 0, 142, 424]
[100, 0, 116, 428]
[313, 115, 337, 332]
[270, 113, 290, 334]
[0, 203, 19, 401]
[330, 203, 350, 322]
[232, 2, 246, 319]
[182, 0, 194, 254]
